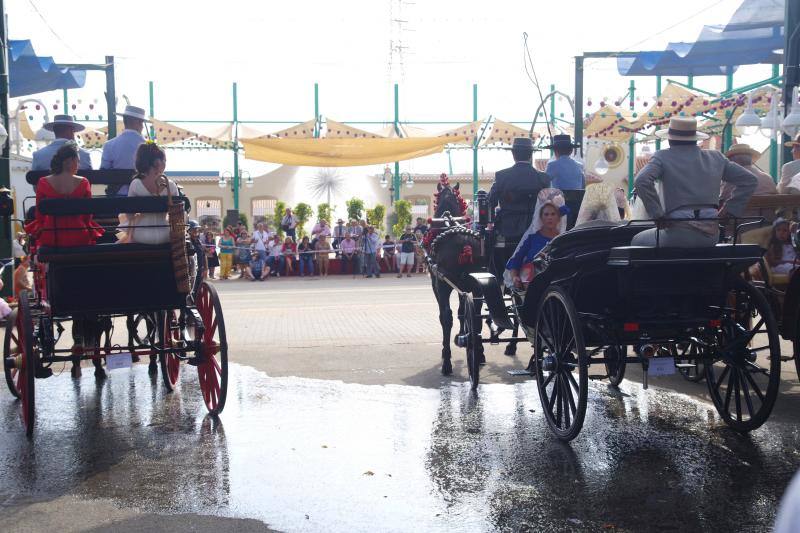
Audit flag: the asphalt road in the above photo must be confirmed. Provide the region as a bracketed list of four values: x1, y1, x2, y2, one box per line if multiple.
[1, 275, 799, 532]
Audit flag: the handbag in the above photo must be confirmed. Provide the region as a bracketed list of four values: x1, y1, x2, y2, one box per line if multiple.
[163, 177, 191, 294]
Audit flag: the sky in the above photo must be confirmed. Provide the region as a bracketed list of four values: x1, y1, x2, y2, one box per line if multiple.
[5, 0, 775, 178]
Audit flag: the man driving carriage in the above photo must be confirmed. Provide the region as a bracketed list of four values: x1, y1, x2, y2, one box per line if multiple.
[487, 137, 551, 277]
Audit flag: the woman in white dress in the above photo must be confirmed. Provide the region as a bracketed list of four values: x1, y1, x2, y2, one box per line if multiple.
[125, 142, 179, 244]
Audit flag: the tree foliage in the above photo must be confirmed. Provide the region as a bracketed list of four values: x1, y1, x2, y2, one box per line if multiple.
[274, 200, 287, 238]
[317, 203, 332, 224]
[346, 197, 365, 222]
[294, 202, 313, 238]
[391, 200, 413, 238]
[366, 203, 386, 231]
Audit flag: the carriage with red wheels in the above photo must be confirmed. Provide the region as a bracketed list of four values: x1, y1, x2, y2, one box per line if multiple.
[3, 170, 228, 436]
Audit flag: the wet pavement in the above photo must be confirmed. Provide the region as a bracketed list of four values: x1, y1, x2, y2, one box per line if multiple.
[2, 363, 799, 532]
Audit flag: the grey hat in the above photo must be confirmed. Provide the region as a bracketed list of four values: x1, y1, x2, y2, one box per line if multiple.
[507, 137, 537, 151]
[187, 219, 200, 230]
[43, 114, 85, 132]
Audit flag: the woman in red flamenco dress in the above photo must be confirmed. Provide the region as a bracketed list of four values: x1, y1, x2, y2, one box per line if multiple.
[25, 143, 105, 378]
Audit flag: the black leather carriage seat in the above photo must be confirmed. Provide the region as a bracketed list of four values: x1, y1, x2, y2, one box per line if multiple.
[37, 243, 172, 264]
[607, 244, 764, 266]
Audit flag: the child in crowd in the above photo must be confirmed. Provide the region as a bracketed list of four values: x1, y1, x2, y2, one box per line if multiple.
[381, 234, 396, 273]
[235, 230, 251, 278]
[315, 234, 332, 277]
[248, 251, 269, 281]
[766, 218, 798, 276]
[282, 236, 297, 276]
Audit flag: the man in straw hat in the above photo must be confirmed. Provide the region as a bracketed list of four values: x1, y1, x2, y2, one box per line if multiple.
[779, 135, 800, 194]
[720, 143, 776, 205]
[488, 137, 551, 274]
[101, 105, 149, 170]
[632, 117, 756, 247]
[545, 134, 584, 190]
[31, 115, 92, 171]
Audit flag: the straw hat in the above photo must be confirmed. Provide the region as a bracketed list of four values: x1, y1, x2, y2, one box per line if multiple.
[725, 143, 760, 159]
[784, 135, 800, 148]
[117, 105, 150, 122]
[43, 114, 85, 132]
[654, 117, 708, 141]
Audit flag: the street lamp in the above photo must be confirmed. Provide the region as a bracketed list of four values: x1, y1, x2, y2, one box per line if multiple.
[402, 171, 414, 188]
[782, 87, 800, 138]
[735, 93, 761, 136]
[219, 170, 253, 190]
[761, 91, 781, 139]
[380, 166, 391, 188]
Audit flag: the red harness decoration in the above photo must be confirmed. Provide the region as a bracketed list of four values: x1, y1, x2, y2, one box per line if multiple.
[458, 245, 474, 265]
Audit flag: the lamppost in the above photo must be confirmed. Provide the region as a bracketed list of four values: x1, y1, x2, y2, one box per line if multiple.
[380, 165, 413, 203]
[218, 170, 253, 192]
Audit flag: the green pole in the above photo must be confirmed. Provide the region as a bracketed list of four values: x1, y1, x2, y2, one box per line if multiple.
[687, 75, 694, 89]
[628, 80, 636, 195]
[549, 83, 556, 158]
[148, 81, 155, 139]
[105, 55, 117, 139]
[393, 83, 400, 203]
[314, 82, 319, 138]
[574, 56, 584, 157]
[63, 88, 68, 114]
[0, 0, 12, 291]
[723, 70, 734, 152]
[655, 75, 662, 150]
[472, 83, 478, 196]
[770, 64, 779, 182]
[232, 82, 239, 211]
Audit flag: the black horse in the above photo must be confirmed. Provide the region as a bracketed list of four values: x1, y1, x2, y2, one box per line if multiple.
[426, 181, 484, 376]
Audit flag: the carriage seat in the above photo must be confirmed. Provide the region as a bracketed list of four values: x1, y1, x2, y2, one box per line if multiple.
[607, 244, 763, 267]
[37, 242, 172, 264]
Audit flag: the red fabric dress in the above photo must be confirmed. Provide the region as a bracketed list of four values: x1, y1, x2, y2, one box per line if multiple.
[25, 178, 104, 247]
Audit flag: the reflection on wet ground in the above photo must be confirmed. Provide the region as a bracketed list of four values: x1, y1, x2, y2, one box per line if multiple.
[1, 364, 798, 532]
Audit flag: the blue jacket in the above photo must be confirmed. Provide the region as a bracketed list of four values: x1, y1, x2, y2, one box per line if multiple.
[506, 232, 552, 270]
[31, 138, 92, 171]
[546, 156, 584, 190]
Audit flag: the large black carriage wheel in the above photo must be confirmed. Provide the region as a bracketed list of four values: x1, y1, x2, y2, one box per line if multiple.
[5, 293, 35, 436]
[794, 323, 800, 383]
[706, 279, 780, 432]
[604, 346, 627, 387]
[463, 295, 481, 390]
[196, 282, 228, 416]
[534, 286, 588, 441]
[158, 310, 182, 391]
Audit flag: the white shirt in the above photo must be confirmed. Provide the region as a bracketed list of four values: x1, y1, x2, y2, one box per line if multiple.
[101, 129, 145, 169]
[126, 177, 179, 245]
[268, 241, 283, 257]
[252, 230, 270, 251]
[12, 240, 25, 258]
[779, 159, 800, 193]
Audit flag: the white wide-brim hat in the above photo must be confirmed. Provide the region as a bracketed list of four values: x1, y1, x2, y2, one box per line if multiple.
[117, 105, 151, 122]
[654, 117, 708, 141]
[43, 114, 85, 132]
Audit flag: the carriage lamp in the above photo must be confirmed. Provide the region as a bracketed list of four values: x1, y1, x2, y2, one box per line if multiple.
[0, 187, 13, 217]
[782, 87, 800, 137]
[402, 172, 413, 188]
[734, 94, 761, 136]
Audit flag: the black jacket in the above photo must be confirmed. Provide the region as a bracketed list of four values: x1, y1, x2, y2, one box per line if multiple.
[488, 162, 551, 238]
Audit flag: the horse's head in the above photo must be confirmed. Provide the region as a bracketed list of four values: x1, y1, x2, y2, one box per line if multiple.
[435, 181, 463, 218]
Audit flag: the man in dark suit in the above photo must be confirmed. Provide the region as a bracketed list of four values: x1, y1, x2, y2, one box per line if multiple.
[488, 137, 551, 277]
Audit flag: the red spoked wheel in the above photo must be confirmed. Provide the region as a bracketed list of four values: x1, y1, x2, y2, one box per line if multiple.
[158, 310, 181, 391]
[6, 293, 34, 436]
[195, 282, 228, 416]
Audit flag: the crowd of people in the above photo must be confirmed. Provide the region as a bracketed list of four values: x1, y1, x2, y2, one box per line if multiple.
[198, 215, 432, 282]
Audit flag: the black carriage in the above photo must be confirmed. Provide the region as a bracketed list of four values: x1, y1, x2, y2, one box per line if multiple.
[3, 171, 228, 436]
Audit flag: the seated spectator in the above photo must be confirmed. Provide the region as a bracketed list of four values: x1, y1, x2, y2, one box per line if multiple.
[234, 221, 246, 239]
[766, 218, 798, 276]
[12, 232, 25, 260]
[397, 226, 415, 277]
[126, 143, 179, 245]
[247, 251, 269, 281]
[297, 236, 315, 277]
[721, 144, 777, 220]
[14, 255, 31, 297]
[0, 278, 11, 319]
[281, 236, 297, 275]
[266, 234, 285, 276]
[414, 231, 427, 273]
[339, 233, 358, 274]
[315, 234, 333, 277]
[381, 234, 396, 273]
[413, 217, 429, 235]
[779, 136, 800, 193]
[311, 219, 331, 249]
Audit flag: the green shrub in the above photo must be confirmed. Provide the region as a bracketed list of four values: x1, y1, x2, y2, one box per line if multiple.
[294, 202, 313, 238]
[391, 200, 413, 238]
[346, 197, 365, 222]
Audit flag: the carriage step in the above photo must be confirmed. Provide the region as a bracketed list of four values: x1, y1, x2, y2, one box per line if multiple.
[35, 367, 53, 379]
[589, 374, 609, 380]
[780, 356, 795, 362]
[506, 369, 533, 376]
[674, 363, 696, 369]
